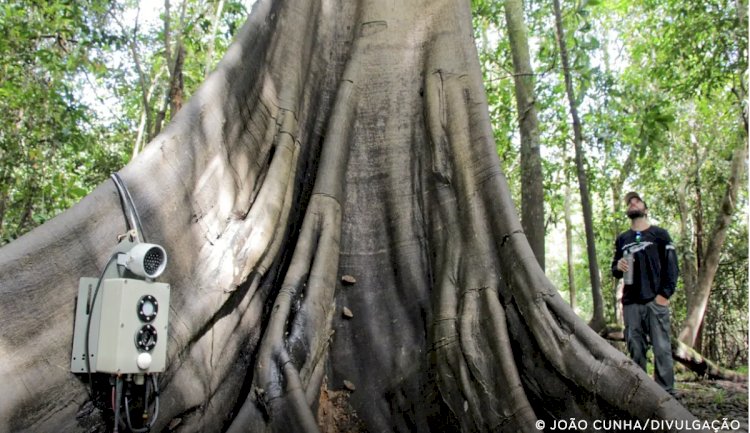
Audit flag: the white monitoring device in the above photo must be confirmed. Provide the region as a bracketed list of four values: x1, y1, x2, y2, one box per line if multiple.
[71, 240, 170, 375]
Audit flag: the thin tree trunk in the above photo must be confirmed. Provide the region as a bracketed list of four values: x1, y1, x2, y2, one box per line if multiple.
[0, 192, 6, 233]
[169, 44, 185, 116]
[685, 136, 708, 350]
[503, 0, 544, 270]
[14, 193, 34, 234]
[691, 139, 705, 270]
[609, 141, 638, 324]
[154, 0, 187, 137]
[133, 70, 164, 158]
[164, 0, 173, 68]
[564, 180, 576, 311]
[679, 143, 747, 347]
[204, 0, 226, 79]
[552, 0, 605, 331]
[676, 175, 698, 311]
[733, 0, 748, 134]
[111, 5, 153, 146]
[129, 13, 153, 145]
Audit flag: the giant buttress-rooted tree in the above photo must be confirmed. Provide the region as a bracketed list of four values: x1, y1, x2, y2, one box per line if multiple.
[0, 0, 695, 431]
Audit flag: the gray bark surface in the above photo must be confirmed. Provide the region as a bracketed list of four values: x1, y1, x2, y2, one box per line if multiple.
[0, 0, 695, 431]
[503, 0, 545, 270]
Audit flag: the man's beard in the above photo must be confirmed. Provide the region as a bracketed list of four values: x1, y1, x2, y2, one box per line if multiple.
[627, 209, 646, 219]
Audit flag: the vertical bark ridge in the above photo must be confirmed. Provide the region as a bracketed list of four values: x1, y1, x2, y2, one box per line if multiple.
[227, 52, 359, 432]
[231, 110, 300, 286]
[424, 47, 537, 432]
[431, 6, 539, 429]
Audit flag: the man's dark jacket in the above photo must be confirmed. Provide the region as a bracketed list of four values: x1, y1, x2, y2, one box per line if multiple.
[611, 226, 679, 305]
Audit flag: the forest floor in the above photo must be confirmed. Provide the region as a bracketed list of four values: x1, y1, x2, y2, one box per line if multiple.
[675, 373, 748, 432]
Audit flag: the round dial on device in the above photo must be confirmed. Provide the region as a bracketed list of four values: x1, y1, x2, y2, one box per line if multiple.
[135, 324, 158, 352]
[137, 295, 159, 322]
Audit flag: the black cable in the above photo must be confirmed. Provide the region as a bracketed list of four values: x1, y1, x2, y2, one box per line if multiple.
[110, 174, 137, 236]
[114, 376, 123, 433]
[84, 253, 119, 398]
[119, 175, 146, 243]
[111, 173, 147, 243]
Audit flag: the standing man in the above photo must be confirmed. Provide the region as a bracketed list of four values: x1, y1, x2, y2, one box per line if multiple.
[611, 191, 679, 396]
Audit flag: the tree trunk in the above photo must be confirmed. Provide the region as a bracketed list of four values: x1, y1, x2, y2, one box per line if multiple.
[133, 70, 165, 158]
[691, 139, 705, 271]
[154, 0, 188, 137]
[610, 142, 638, 325]
[676, 175, 698, 312]
[0, 0, 695, 432]
[204, 0, 227, 79]
[169, 44, 186, 117]
[564, 181, 576, 311]
[680, 138, 708, 350]
[551, 0, 605, 331]
[733, 0, 748, 134]
[122, 7, 154, 150]
[678, 143, 747, 348]
[503, 0, 544, 270]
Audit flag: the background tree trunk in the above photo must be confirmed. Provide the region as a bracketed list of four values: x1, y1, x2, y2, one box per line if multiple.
[564, 181, 576, 311]
[679, 143, 747, 347]
[154, 0, 188, 137]
[609, 142, 638, 324]
[551, 0, 605, 331]
[0, 0, 695, 431]
[676, 175, 698, 310]
[113, 6, 154, 151]
[503, 0, 545, 270]
[204, 0, 227, 79]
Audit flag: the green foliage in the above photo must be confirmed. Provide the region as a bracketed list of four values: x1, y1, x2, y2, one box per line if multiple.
[629, 0, 747, 98]
[0, 1, 126, 243]
[472, 3, 520, 208]
[0, 0, 252, 244]
[473, 0, 747, 364]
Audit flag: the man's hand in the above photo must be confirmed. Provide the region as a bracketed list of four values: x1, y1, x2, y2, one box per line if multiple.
[617, 257, 630, 272]
[655, 294, 669, 306]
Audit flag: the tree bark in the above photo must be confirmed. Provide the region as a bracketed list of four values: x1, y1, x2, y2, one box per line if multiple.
[169, 44, 186, 116]
[676, 175, 698, 311]
[113, 6, 154, 151]
[678, 143, 747, 348]
[564, 171, 576, 311]
[552, 0, 605, 331]
[678, 138, 709, 350]
[503, 0, 545, 270]
[609, 141, 638, 325]
[154, 0, 188, 137]
[204, 0, 227, 79]
[691, 139, 705, 271]
[0, 0, 696, 432]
